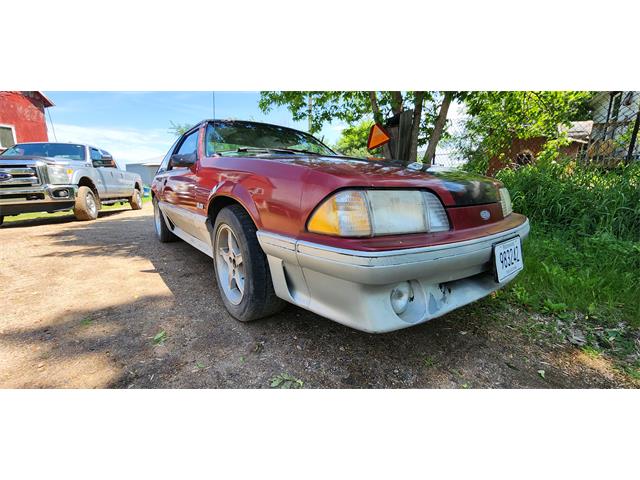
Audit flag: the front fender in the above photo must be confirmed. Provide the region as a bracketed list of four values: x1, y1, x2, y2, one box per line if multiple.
[207, 180, 263, 229]
[70, 167, 97, 186]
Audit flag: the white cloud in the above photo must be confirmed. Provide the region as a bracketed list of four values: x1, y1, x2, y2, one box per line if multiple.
[46, 123, 174, 165]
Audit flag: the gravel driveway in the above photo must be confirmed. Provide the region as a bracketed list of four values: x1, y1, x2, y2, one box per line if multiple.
[0, 204, 633, 388]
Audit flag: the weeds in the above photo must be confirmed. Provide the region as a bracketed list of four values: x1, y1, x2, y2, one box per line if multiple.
[486, 158, 640, 379]
[152, 330, 167, 346]
[497, 160, 640, 241]
[270, 373, 304, 389]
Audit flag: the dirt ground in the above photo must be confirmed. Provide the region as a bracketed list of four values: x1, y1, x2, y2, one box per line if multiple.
[0, 203, 635, 388]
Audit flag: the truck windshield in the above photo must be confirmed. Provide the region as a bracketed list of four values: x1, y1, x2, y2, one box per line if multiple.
[1, 143, 86, 160]
[205, 121, 335, 157]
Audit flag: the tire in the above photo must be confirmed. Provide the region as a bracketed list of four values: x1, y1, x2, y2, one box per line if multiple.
[153, 196, 177, 242]
[212, 205, 285, 322]
[73, 186, 99, 221]
[130, 188, 143, 210]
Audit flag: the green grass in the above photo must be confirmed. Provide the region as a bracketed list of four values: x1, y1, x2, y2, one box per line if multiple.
[490, 158, 640, 377]
[510, 228, 640, 327]
[3, 197, 151, 223]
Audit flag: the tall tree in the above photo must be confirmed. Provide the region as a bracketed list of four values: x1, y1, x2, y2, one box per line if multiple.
[422, 91, 453, 164]
[168, 121, 193, 137]
[461, 91, 594, 160]
[333, 121, 380, 158]
[259, 91, 454, 163]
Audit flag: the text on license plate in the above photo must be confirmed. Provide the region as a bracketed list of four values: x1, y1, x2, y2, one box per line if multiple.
[494, 237, 523, 283]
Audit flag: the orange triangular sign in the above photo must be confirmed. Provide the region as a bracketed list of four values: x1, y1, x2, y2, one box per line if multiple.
[367, 123, 391, 150]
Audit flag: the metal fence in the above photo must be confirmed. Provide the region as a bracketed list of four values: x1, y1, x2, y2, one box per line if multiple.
[574, 91, 640, 166]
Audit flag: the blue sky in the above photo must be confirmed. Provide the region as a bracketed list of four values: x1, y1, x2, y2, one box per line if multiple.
[43, 92, 347, 164]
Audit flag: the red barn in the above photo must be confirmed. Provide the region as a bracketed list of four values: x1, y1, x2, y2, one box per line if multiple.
[0, 91, 54, 153]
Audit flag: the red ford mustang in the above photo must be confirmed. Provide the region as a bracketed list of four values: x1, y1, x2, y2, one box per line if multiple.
[151, 120, 529, 333]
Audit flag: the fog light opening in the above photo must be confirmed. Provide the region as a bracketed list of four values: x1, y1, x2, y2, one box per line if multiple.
[53, 189, 69, 198]
[390, 282, 414, 315]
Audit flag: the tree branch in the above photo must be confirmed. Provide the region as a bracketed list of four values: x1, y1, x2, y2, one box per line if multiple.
[408, 92, 425, 162]
[369, 91, 382, 124]
[422, 91, 453, 164]
[390, 91, 403, 115]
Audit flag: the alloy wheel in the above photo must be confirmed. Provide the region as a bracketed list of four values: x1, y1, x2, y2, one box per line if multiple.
[215, 224, 246, 305]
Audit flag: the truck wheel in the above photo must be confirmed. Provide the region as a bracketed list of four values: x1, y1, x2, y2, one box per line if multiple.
[130, 188, 143, 210]
[73, 186, 99, 221]
[153, 197, 177, 242]
[212, 205, 285, 322]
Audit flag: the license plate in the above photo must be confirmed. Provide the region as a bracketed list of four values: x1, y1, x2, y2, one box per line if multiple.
[493, 237, 523, 283]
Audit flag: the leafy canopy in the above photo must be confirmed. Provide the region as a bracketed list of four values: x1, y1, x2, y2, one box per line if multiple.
[463, 91, 594, 158]
[259, 91, 450, 162]
[333, 121, 379, 158]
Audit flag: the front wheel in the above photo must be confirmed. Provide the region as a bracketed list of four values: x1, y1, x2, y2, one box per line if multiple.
[212, 205, 285, 322]
[130, 188, 143, 210]
[73, 186, 99, 221]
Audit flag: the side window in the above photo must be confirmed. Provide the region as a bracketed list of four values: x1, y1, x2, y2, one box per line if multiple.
[90, 148, 102, 162]
[176, 130, 199, 156]
[0, 125, 16, 151]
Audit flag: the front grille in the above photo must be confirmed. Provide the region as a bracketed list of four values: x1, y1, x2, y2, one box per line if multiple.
[0, 164, 42, 189]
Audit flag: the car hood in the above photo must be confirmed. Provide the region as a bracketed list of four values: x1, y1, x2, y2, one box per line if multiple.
[0, 155, 77, 166]
[264, 154, 502, 207]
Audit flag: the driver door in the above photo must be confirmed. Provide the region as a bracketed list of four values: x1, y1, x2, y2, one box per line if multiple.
[160, 128, 200, 238]
[90, 147, 116, 198]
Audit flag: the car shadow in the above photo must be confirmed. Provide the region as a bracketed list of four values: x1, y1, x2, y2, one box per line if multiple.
[1, 209, 127, 229]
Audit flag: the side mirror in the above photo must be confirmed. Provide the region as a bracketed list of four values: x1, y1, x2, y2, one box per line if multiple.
[170, 153, 197, 168]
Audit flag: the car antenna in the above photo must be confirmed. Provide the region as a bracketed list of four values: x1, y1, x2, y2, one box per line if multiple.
[211, 91, 216, 154]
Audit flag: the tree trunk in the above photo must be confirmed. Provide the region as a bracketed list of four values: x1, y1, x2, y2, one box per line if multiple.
[390, 91, 403, 115]
[408, 92, 425, 162]
[369, 91, 383, 123]
[422, 91, 453, 165]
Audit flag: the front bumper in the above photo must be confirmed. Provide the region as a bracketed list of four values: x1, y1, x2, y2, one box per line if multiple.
[0, 184, 77, 215]
[257, 218, 530, 333]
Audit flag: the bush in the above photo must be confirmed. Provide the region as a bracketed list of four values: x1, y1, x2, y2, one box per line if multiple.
[496, 159, 640, 241]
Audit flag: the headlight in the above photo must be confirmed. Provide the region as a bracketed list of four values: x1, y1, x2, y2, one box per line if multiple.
[47, 165, 72, 184]
[307, 190, 449, 237]
[499, 187, 513, 218]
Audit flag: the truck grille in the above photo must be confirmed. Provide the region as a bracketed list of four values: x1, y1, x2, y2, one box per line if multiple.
[0, 164, 42, 189]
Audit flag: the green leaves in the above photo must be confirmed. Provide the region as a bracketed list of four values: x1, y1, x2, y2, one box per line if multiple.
[259, 91, 372, 135]
[462, 91, 595, 162]
[334, 121, 378, 157]
[270, 373, 304, 389]
[259, 91, 453, 160]
[152, 330, 167, 346]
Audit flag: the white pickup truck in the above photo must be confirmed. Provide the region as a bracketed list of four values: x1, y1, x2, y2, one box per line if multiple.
[0, 142, 143, 225]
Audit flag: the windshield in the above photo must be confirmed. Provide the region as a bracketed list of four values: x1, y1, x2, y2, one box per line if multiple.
[1, 143, 86, 161]
[205, 121, 335, 157]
